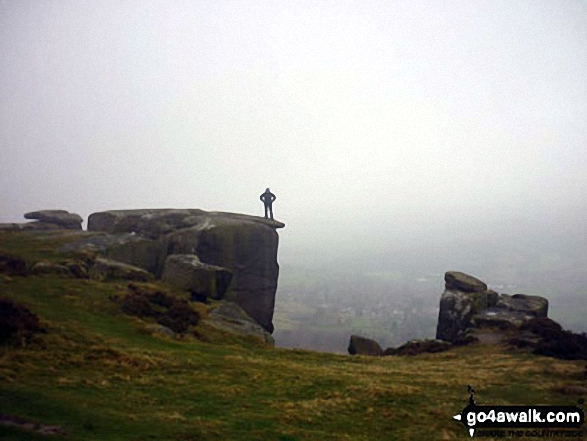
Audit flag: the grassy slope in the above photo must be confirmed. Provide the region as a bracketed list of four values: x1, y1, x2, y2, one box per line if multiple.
[0, 232, 585, 440]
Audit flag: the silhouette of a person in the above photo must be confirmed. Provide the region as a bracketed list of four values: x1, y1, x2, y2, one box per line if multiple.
[260, 188, 276, 220]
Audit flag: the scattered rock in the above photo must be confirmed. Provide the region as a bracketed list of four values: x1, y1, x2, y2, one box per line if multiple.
[24, 210, 83, 230]
[444, 271, 487, 293]
[31, 261, 71, 277]
[0, 298, 41, 345]
[89, 258, 154, 282]
[161, 254, 232, 301]
[205, 302, 274, 345]
[348, 335, 382, 356]
[0, 413, 65, 436]
[385, 339, 453, 356]
[144, 323, 176, 338]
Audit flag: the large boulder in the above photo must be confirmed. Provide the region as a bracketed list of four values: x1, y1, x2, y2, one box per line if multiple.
[444, 271, 487, 292]
[204, 302, 274, 345]
[348, 335, 382, 356]
[24, 210, 83, 230]
[89, 258, 153, 282]
[161, 254, 232, 300]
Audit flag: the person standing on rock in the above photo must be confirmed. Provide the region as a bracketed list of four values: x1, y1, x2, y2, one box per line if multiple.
[260, 188, 276, 220]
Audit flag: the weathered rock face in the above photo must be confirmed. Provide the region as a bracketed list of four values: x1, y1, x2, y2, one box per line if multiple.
[161, 254, 232, 301]
[495, 294, 548, 318]
[436, 271, 550, 344]
[60, 233, 166, 276]
[204, 302, 274, 345]
[436, 271, 489, 343]
[24, 210, 83, 230]
[89, 258, 154, 282]
[85, 209, 284, 333]
[348, 335, 382, 356]
[165, 220, 280, 333]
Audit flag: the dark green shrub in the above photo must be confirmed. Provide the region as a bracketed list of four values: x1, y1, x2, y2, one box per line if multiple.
[121, 292, 154, 318]
[0, 298, 40, 344]
[157, 300, 200, 333]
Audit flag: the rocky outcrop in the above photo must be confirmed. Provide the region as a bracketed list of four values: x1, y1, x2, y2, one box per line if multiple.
[348, 335, 382, 356]
[85, 209, 284, 333]
[161, 254, 232, 301]
[0, 210, 83, 231]
[436, 271, 549, 344]
[24, 210, 83, 230]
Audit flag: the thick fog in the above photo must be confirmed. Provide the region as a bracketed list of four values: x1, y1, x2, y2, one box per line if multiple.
[1, 1, 586, 331]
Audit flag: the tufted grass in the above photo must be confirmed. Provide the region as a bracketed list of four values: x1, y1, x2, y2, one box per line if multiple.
[0, 231, 585, 440]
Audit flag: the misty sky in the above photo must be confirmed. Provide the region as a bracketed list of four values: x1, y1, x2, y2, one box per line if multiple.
[1, 1, 586, 272]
